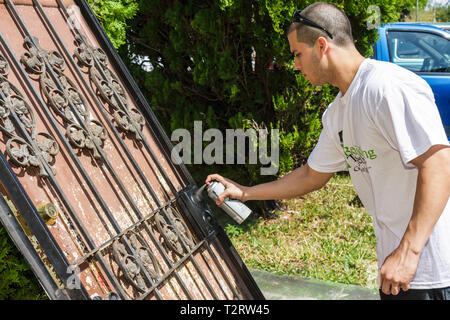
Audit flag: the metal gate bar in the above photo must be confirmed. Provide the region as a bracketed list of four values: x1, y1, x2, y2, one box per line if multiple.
[4, 0, 176, 300]
[75, 0, 264, 299]
[4, 0, 233, 300]
[67, 198, 177, 269]
[74, 0, 196, 191]
[0, 0, 264, 300]
[29, 0, 199, 298]
[176, 194, 246, 299]
[31, 0, 222, 300]
[203, 242, 242, 299]
[0, 29, 125, 299]
[0, 29, 130, 299]
[61, 0, 185, 199]
[35, 0, 237, 300]
[1, 9, 134, 299]
[62, 197, 197, 299]
[137, 236, 210, 300]
[0, 151, 89, 299]
[0, 192, 64, 299]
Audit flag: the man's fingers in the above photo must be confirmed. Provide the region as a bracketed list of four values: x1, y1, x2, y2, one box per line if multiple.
[391, 284, 400, 295]
[206, 174, 221, 184]
[206, 174, 228, 186]
[381, 275, 408, 296]
[206, 173, 237, 206]
[401, 282, 410, 292]
[381, 278, 391, 295]
[216, 191, 229, 206]
[391, 281, 410, 295]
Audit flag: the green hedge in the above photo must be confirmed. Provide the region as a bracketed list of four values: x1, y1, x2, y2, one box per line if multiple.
[0, 227, 46, 299]
[117, 0, 418, 214]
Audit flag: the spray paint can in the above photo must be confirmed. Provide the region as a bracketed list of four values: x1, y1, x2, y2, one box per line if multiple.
[196, 181, 252, 224]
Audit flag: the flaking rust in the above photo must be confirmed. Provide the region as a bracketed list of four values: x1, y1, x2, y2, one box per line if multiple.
[57, 204, 110, 295]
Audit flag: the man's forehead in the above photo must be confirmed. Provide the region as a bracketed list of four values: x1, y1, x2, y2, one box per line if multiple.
[288, 33, 307, 53]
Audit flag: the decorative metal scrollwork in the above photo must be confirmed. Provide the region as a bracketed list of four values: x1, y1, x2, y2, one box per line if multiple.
[155, 206, 195, 256]
[20, 36, 107, 159]
[74, 34, 145, 140]
[113, 230, 160, 293]
[0, 53, 59, 176]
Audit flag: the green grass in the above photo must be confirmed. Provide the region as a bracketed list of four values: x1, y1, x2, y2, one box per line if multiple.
[221, 172, 379, 289]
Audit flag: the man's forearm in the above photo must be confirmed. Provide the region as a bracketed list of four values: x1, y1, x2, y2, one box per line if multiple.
[400, 158, 450, 254]
[378, 146, 449, 295]
[243, 164, 334, 201]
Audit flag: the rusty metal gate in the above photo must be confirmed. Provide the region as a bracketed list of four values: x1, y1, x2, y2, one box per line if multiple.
[0, 0, 264, 300]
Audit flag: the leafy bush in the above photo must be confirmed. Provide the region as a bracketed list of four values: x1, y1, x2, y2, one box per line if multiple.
[120, 0, 418, 214]
[0, 226, 47, 299]
[87, 0, 139, 48]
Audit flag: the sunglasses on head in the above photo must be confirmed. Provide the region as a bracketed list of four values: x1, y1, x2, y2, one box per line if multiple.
[292, 9, 333, 39]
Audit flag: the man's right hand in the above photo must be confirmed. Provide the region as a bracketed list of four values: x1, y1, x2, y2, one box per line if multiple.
[205, 174, 248, 206]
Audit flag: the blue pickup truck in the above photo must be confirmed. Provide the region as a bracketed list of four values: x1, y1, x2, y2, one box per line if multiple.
[372, 23, 450, 140]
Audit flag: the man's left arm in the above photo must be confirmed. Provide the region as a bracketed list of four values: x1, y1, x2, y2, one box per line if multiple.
[380, 145, 450, 295]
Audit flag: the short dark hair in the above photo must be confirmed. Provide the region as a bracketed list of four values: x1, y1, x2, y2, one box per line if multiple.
[288, 2, 353, 47]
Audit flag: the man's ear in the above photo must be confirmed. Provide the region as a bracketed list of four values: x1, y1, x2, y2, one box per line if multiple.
[316, 36, 329, 57]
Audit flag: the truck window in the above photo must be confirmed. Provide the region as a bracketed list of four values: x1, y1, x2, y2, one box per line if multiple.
[387, 31, 450, 73]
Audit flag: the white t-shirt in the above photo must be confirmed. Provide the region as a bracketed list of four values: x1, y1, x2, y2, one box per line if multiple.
[308, 58, 450, 289]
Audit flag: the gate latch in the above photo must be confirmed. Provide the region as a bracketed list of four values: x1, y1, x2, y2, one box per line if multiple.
[37, 203, 58, 225]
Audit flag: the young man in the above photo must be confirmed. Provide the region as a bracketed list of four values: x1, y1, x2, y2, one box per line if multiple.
[206, 2, 450, 300]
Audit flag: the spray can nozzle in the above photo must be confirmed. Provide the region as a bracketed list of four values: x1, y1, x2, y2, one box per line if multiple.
[193, 183, 208, 203]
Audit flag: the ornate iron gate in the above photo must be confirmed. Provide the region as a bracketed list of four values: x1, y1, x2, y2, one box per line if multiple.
[0, 0, 264, 300]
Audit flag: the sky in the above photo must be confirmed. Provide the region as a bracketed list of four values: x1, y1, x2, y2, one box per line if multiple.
[426, 0, 449, 8]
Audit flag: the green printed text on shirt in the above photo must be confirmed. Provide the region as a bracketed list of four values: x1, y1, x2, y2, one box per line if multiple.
[342, 145, 377, 160]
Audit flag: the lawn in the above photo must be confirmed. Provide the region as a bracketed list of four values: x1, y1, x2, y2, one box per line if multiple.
[220, 172, 379, 289]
